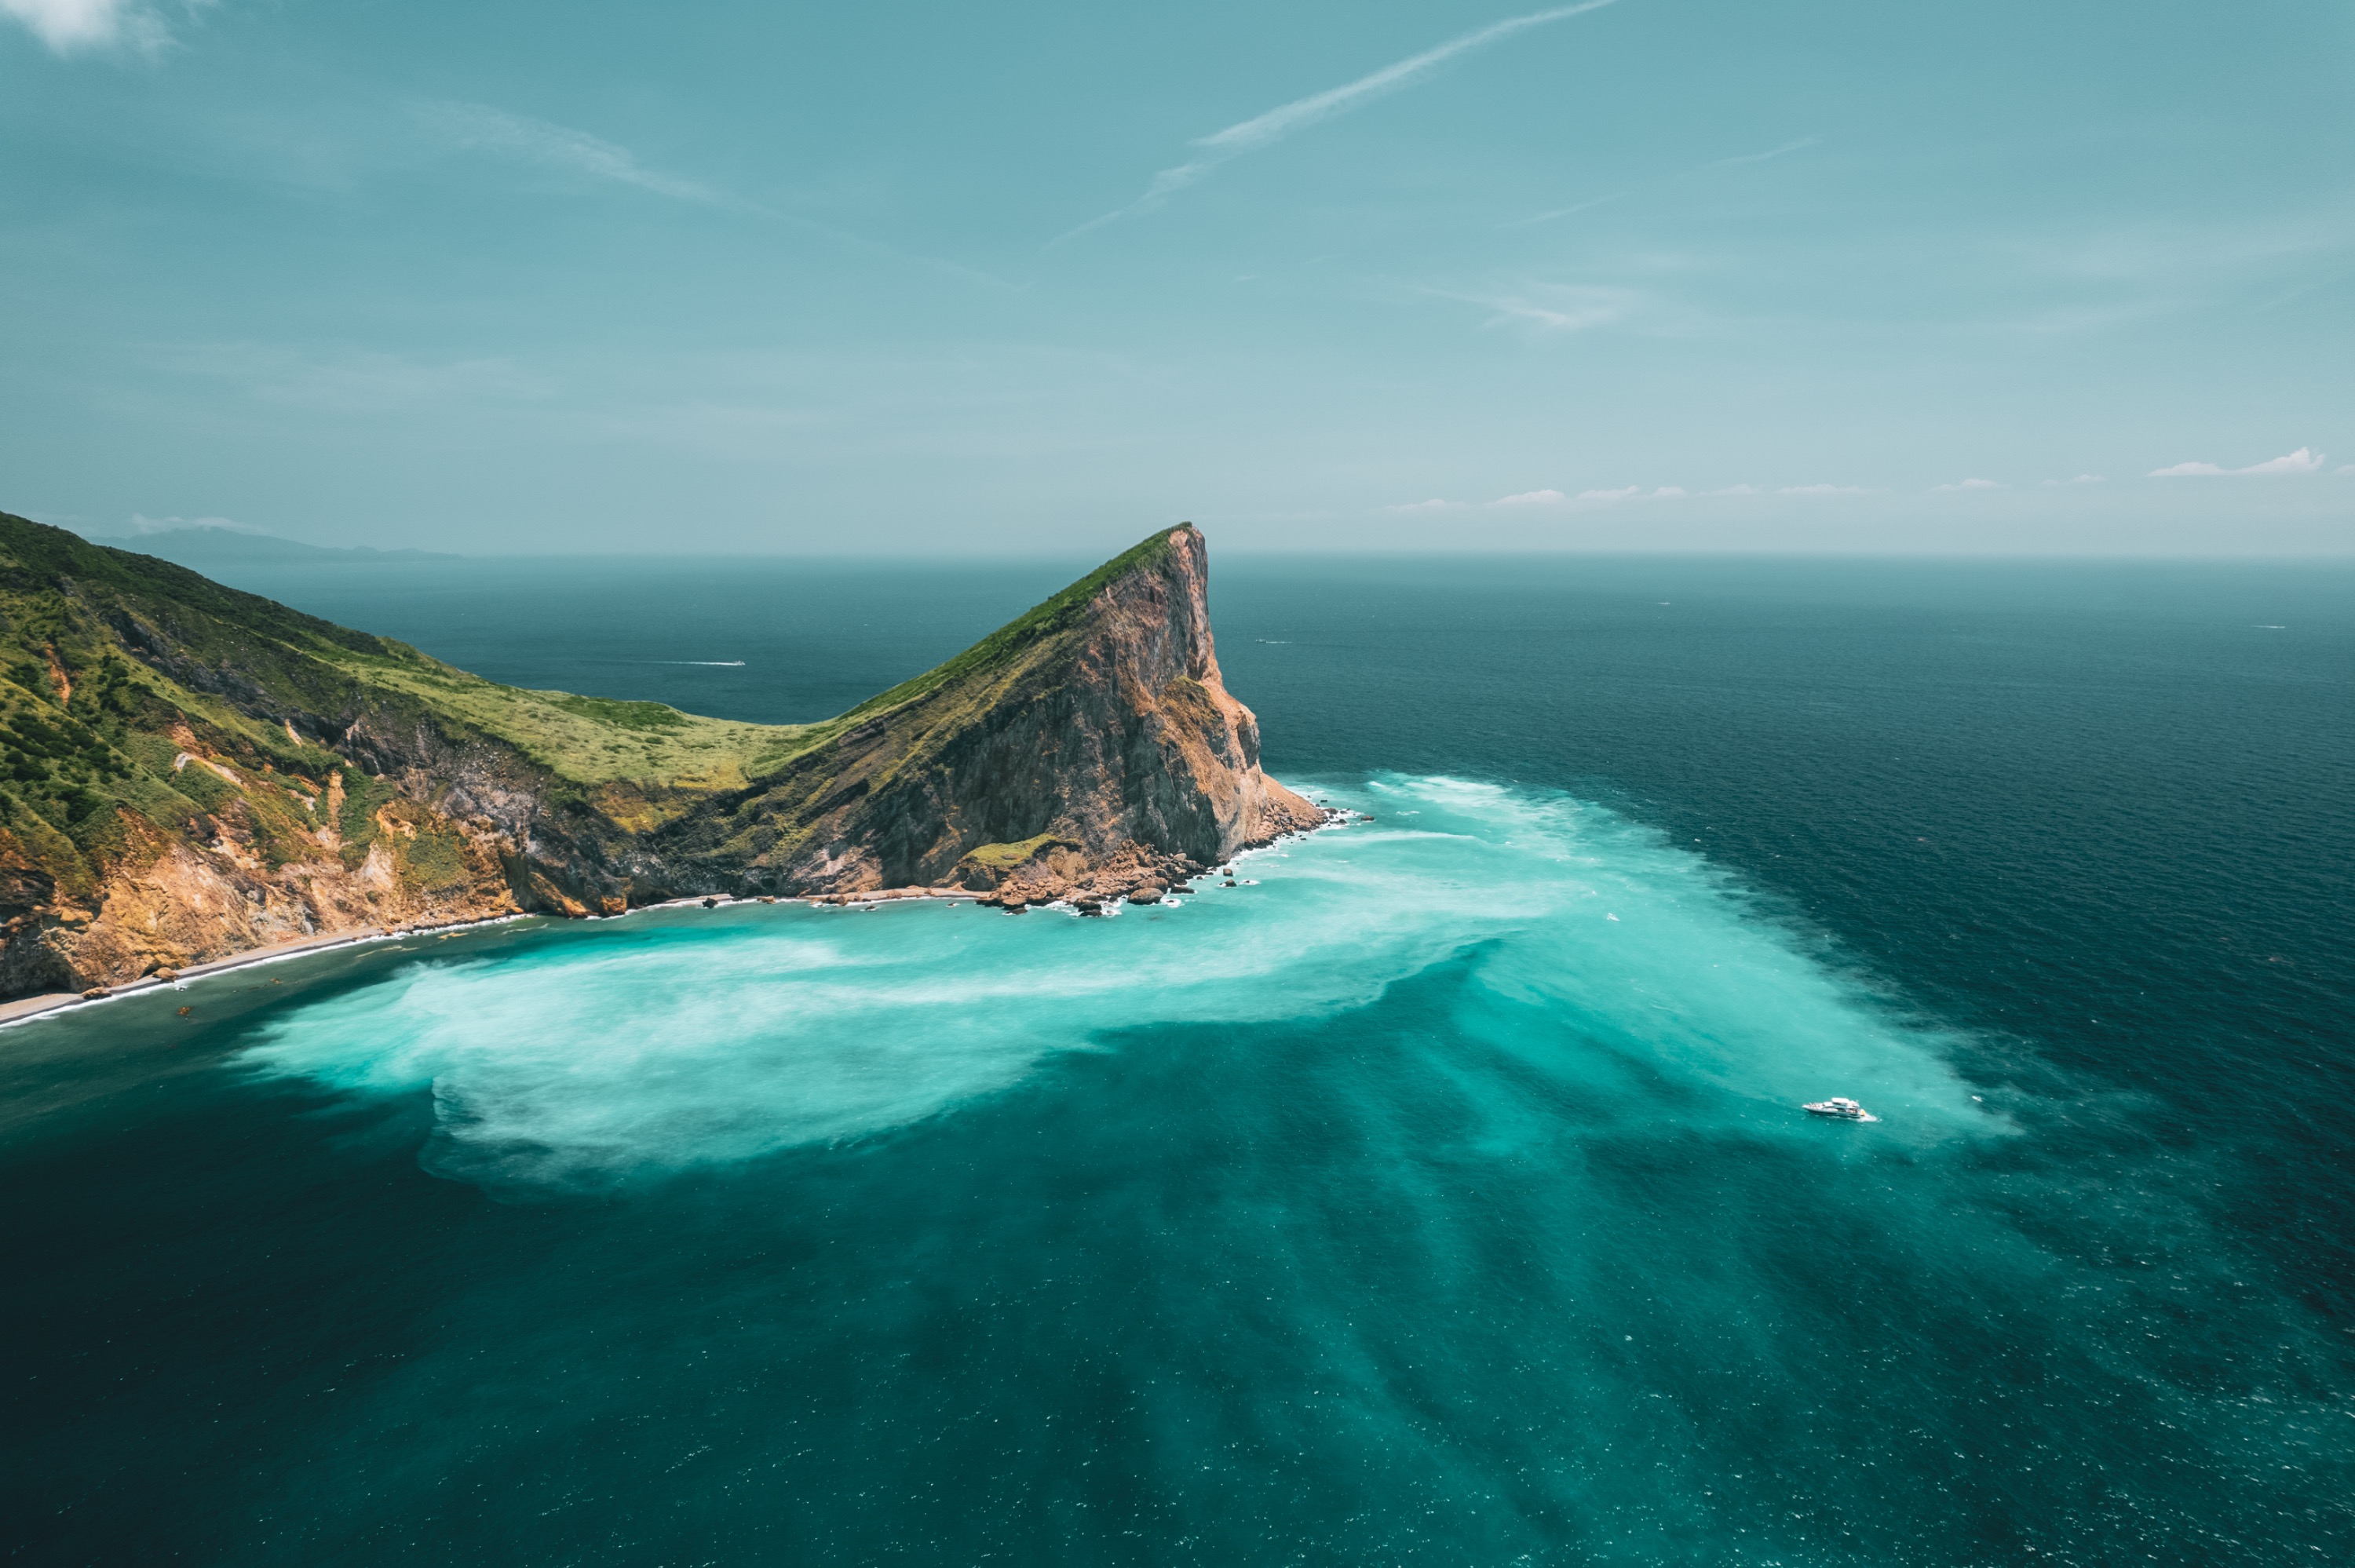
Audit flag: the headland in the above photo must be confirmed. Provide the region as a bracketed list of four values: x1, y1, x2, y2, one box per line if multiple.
[0, 516, 1323, 999]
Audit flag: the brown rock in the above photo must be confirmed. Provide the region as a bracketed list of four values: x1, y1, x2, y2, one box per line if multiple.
[728, 525, 1321, 907]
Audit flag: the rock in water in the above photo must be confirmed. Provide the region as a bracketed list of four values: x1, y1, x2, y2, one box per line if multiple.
[0, 514, 1316, 997]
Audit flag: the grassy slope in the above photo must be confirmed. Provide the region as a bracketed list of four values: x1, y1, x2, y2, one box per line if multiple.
[316, 651, 805, 790]
[337, 527, 1181, 793]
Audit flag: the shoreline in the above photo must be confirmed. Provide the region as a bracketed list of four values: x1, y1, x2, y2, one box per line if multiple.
[0, 803, 1360, 1032]
[0, 913, 531, 1031]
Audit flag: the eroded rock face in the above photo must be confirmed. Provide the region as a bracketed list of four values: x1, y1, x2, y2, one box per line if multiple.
[0, 522, 1322, 997]
[691, 525, 1324, 906]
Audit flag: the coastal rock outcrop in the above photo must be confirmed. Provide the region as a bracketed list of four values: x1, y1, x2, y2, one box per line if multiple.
[666, 524, 1321, 906]
[0, 514, 1320, 998]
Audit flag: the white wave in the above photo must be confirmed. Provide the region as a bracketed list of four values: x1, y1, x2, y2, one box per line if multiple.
[240, 775, 1989, 1189]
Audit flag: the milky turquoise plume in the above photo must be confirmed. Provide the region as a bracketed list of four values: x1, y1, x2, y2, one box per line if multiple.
[241, 776, 1988, 1191]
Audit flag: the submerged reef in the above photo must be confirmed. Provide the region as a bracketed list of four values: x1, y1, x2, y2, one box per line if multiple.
[0, 516, 1320, 998]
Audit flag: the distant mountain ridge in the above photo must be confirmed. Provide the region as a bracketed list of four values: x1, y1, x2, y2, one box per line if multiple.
[0, 513, 1318, 999]
[86, 526, 463, 567]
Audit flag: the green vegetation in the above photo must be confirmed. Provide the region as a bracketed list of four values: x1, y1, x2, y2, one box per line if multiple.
[838, 527, 1179, 724]
[318, 651, 798, 789]
[958, 833, 1066, 872]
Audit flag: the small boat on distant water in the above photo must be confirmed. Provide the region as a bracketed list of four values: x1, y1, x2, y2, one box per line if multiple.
[1803, 1097, 1879, 1122]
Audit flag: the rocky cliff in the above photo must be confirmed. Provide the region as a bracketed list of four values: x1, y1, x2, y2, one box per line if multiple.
[0, 516, 1320, 997]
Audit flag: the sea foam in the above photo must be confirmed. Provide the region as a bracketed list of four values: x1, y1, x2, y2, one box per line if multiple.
[240, 776, 1988, 1191]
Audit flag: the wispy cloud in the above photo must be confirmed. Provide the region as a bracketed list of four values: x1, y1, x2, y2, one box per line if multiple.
[411, 101, 1010, 288]
[1426, 281, 1636, 334]
[155, 341, 557, 413]
[1934, 477, 2003, 491]
[1499, 193, 1622, 230]
[0, 0, 186, 55]
[2150, 446, 2325, 477]
[1706, 135, 1820, 170]
[1053, 2, 1617, 244]
[414, 101, 743, 208]
[1386, 498, 1473, 512]
[1777, 483, 1868, 496]
[2042, 473, 2106, 486]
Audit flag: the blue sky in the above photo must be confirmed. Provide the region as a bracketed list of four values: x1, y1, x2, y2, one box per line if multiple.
[3, 0, 2350, 554]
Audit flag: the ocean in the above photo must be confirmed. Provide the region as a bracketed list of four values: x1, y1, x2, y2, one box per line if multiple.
[4, 554, 2350, 1565]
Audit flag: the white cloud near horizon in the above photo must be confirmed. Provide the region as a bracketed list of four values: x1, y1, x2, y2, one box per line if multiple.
[414, 101, 743, 209]
[1935, 477, 2003, 491]
[1, 0, 179, 53]
[1485, 484, 1693, 509]
[1400, 482, 1900, 512]
[2043, 473, 2106, 485]
[1054, 2, 1616, 243]
[2149, 446, 2325, 477]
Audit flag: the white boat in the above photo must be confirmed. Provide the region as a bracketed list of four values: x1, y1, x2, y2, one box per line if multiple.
[1802, 1097, 1879, 1122]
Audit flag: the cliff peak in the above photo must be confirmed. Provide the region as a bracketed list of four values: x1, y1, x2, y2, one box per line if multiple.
[702, 523, 1320, 903]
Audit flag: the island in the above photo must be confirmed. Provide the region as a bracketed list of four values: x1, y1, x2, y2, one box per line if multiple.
[0, 516, 1324, 1001]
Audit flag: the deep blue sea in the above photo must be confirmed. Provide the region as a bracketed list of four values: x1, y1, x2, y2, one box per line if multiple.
[5, 554, 2351, 1566]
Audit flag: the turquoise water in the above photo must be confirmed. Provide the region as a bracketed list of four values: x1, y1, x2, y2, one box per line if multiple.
[5, 559, 2351, 1563]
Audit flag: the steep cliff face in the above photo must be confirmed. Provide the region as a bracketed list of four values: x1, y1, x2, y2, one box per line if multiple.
[0, 515, 1319, 997]
[664, 525, 1320, 903]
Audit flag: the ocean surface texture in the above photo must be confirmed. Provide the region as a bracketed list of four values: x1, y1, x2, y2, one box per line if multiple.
[5, 556, 2350, 1565]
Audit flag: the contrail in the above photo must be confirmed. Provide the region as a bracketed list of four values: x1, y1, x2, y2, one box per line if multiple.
[1051, 1, 1617, 246]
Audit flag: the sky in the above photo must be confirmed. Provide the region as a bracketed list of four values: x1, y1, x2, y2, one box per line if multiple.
[2, 0, 2351, 556]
